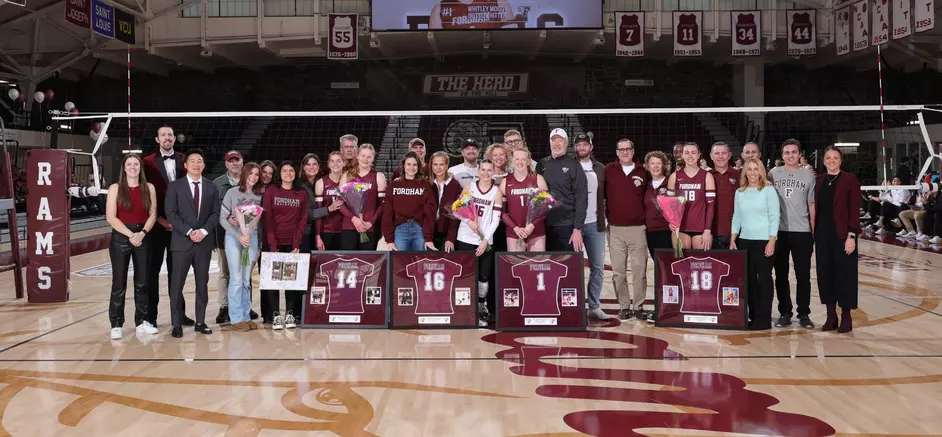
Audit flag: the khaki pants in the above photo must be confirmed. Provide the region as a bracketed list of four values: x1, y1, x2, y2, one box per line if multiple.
[899, 209, 927, 234]
[608, 225, 648, 311]
[217, 247, 229, 306]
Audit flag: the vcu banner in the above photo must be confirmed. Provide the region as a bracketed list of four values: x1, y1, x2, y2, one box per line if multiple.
[730, 11, 760, 56]
[115, 7, 135, 44]
[786, 9, 816, 56]
[615, 12, 644, 57]
[27, 150, 72, 303]
[328, 13, 358, 60]
[672, 11, 702, 57]
[836, 7, 851, 55]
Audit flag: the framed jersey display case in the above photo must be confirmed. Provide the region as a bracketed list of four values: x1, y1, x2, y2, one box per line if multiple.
[389, 252, 478, 329]
[302, 252, 390, 328]
[495, 252, 587, 332]
[653, 249, 749, 330]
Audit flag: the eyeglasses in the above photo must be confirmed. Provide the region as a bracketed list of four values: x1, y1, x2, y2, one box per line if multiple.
[617, 148, 633, 153]
[505, 139, 523, 145]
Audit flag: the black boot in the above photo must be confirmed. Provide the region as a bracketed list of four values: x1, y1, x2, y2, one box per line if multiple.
[216, 306, 229, 324]
[838, 308, 853, 333]
[822, 304, 838, 332]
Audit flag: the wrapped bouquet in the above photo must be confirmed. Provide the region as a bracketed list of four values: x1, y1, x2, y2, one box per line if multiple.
[520, 188, 556, 247]
[235, 204, 264, 266]
[339, 180, 371, 243]
[656, 195, 687, 258]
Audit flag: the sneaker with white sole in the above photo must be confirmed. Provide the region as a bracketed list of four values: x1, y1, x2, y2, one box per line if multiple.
[110, 327, 123, 340]
[907, 231, 918, 238]
[896, 229, 909, 237]
[284, 312, 297, 329]
[930, 236, 941, 244]
[135, 321, 158, 334]
[917, 233, 929, 241]
[875, 228, 885, 235]
[588, 308, 612, 320]
[272, 312, 284, 330]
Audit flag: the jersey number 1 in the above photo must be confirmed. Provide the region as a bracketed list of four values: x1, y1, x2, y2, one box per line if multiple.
[690, 271, 712, 291]
[536, 272, 546, 291]
[424, 272, 445, 292]
[336, 270, 357, 288]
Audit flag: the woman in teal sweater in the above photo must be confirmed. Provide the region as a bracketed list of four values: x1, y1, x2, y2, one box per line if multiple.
[730, 158, 780, 331]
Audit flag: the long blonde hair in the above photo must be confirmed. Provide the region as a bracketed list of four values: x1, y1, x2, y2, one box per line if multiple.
[738, 157, 769, 192]
[511, 147, 535, 177]
[346, 143, 376, 181]
[430, 151, 451, 182]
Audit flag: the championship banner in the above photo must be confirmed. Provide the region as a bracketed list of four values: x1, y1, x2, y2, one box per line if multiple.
[259, 252, 310, 291]
[495, 252, 586, 331]
[854, 1, 870, 51]
[371, 0, 604, 31]
[91, 0, 115, 39]
[65, 0, 91, 29]
[653, 250, 748, 330]
[389, 252, 477, 329]
[615, 12, 644, 57]
[836, 7, 851, 55]
[27, 150, 71, 303]
[303, 252, 389, 328]
[328, 13, 358, 60]
[892, 0, 912, 38]
[915, 0, 934, 31]
[730, 11, 761, 56]
[114, 7, 135, 45]
[787, 9, 816, 56]
[672, 11, 702, 57]
[423, 73, 529, 99]
[872, 0, 889, 45]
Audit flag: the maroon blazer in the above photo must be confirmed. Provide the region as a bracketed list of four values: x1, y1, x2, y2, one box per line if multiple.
[816, 171, 862, 239]
[142, 151, 185, 226]
[431, 177, 462, 244]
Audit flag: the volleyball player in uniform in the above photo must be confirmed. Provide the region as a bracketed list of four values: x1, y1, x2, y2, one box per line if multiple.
[430, 151, 461, 252]
[456, 160, 503, 327]
[501, 147, 548, 251]
[667, 143, 716, 250]
[339, 144, 386, 250]
[315, 151, 347, 251]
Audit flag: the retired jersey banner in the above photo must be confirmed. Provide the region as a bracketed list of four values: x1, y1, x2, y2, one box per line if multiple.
[114, 7, 135, 45]
[854, 1, 870, 51]
[615, 12, 644, 57]
[654, 250, 748, 330]
[872, 0, 889, 45]
[91, 0, 115, 38]
[892, 0, 912, 38]
[303, 252, 389, 328]
[836, 7, 851, 55]
[731, 11, 761, 56]
[64, 0, 91, 29]
[27, 150, 72, 303]
[495, 252, 586, 331]
[787, 9, 816, 55]
[672, 11, 702, 57]
[328, 13, 358, 60]
[389, 252, 478, 328]
[915, 0, 934, 31]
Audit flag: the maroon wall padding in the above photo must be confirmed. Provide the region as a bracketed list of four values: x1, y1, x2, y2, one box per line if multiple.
[26, 150, 71, 303]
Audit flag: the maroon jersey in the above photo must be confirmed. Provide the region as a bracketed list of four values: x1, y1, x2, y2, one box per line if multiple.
[671, 256, 730, 315]
[340, 170, 382, 232]
[711, 168, 740, 236]
[438, 0, 507, 29]
[619, 14, 642, 46]
[791, 12, 812, 44]
[407, 258, 463, 315]
[504, 173, 545, 238]
[677, 13, 699, 45]
[676, 168, 709, 233]
[316, 176, 344, 235]
[322, 258, 377, 314]
[644, 180, 671, 232]
[735, 13, 757, 45]
[514, 260, 567, 316]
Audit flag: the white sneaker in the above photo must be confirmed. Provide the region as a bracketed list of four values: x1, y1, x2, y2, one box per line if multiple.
[875, 228, 885, 235]
[135, 321, 158, 334]
[930, 236, 941, 244]
[907, 231, 918, 238]
[272, 312, 284, 330]
[861, 213, 871, 220]
[284, 312, 297, 329]
[110, 327, 123, 340]
[896, 229, 909, 237]
[917, 233, 929, 241]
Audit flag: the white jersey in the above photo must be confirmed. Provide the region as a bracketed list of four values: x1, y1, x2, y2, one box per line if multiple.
[449, 163, 479, 188]
[458, 182, 500, 246]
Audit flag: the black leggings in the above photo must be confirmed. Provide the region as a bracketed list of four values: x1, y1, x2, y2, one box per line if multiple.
[261, 244, 304, 321]
[741, 239, 775, 329]
[340, 230, 379, 251]
[319, 232, 343, 251]
[646, 230, 673, 261]
[109, 225, 149, 328]
[456, 241, 495, 284]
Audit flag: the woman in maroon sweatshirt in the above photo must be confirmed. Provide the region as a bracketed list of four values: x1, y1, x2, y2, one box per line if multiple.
[430, 151, 461, 252]
[644, 151, 674, 260]
[339, 144, 386, 250]
[383, 152, 437, 251]
[261, 160, 308, 328]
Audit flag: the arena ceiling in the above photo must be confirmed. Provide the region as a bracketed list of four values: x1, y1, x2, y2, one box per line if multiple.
[1, 0, 942, 85]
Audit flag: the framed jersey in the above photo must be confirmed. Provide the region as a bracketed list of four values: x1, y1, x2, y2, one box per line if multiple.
[653, 249, 748, 330]
[495, 252, 586, 332]
[302, 251, 390, 328]
[389, 252, 478, 329]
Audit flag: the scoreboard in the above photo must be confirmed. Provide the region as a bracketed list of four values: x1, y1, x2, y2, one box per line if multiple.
[653, 249, 749, 330]
[495, 252, 587, 331]
[389, 252, 478, 328]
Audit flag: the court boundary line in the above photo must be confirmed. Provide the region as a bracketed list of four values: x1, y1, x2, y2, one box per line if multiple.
[860, 288, 942, 318]
[0, 309, 108, 356]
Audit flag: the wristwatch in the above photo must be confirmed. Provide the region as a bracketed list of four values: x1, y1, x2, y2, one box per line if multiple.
[847, 232, 857, 239]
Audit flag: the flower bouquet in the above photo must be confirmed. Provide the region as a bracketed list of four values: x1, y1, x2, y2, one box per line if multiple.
[449, 192, 490, 250]
[656, 194, 687, 258]
[235, 204, 264, 266]
[339, 180, 371, 243]
[520, 188, 556, 247]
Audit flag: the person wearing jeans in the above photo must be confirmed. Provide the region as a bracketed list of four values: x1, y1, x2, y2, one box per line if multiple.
[220, 163, 263, 332]
[384, 152, 437, 252]
[574, 135, 613, 320]
[605, 139, 649, 320]
[212, 150, 243, 324]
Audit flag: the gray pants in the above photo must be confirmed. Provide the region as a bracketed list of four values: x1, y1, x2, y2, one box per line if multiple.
[608, 225, 648, 311]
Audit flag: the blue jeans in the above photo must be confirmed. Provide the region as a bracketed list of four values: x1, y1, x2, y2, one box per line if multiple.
[582, 225, 607, 310]
[225, 232, 259, 324]
[394, 220, 426, 251]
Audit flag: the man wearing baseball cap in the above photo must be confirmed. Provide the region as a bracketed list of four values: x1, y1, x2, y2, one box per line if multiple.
[449, 139, 480, 189]
[213, 150, 249, 324]
[536, 128, 588, 252]
[393, 138, 430, 179]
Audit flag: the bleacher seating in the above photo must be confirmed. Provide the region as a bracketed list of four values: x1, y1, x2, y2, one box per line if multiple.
[579, 115, 714, 163]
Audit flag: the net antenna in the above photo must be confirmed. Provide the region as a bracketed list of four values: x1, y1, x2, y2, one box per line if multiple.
[859, 111, 941, 192]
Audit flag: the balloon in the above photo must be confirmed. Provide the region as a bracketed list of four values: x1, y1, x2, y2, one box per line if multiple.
[7, 89, 19, 101]
[64, 101, 75, 111]
[176, 134, 186, 143]
[89, 129, 98, 140]
[45, 90, 54, 101]
[70, 108, 79, 115]
[34, 91, 44, 103]
[92, 122, 101, 133]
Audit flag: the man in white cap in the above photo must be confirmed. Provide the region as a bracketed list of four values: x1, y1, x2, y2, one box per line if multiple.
[536, 128, 587, 252]
[449, 139, 480, 188]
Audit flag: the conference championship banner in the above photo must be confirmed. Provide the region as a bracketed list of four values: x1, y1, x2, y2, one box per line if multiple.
[65, 0, 91, 28]
[27, 150, 71, 303]
[389, 252, 478, 328]
[328, 13, 358, 60]
[654, 250, 748, 330]
[854, 1, 870, 51]
[730, 11, 761, 56]
[672, 11, 702, 57]
[787, 9, 816, 56]
[836, 7, 851, 55]
[371, 0, 603, 31]
[615, 12, 644, 57]
[114, 7, 135, 45]
[91, 0, 115, 39]
[495, 252, 586, 331]
[872, 0, 889, 45]
[915, 0, 934, 32]
[892, 0, 912, 38]
[303, 252, 389, 328]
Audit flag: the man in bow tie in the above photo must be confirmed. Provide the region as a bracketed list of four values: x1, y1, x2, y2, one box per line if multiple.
[142, 125, 195, 327]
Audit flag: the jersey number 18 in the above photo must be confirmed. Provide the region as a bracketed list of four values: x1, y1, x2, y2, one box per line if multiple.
[690, 271, 712, 291]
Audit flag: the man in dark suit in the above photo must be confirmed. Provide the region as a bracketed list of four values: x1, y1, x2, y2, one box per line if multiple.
[166, 148, 219, 338]
[142, 125, 195, 327]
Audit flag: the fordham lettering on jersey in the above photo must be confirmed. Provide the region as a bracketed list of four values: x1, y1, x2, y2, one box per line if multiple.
[510, 187, 530, 196]
[678, 183, 702, 190]
[392, 187, 426, 196]
[273, 197, 301, 207]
